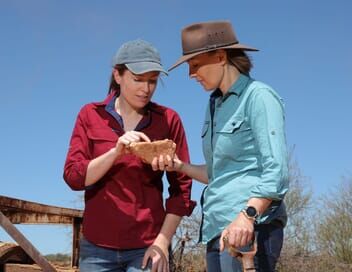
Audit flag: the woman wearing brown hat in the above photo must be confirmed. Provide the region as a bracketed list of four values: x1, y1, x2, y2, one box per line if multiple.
[153, 21, 289, 271]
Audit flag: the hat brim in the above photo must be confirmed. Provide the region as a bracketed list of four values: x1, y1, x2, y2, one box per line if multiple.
[168, 43, 259, 72]
[126, 62, 168, 75]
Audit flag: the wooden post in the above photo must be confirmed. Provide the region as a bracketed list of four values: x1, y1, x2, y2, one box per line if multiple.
[71, 217, 82, 268]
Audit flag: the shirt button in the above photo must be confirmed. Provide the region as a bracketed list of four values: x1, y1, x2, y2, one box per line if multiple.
[271, 131, 276, 135]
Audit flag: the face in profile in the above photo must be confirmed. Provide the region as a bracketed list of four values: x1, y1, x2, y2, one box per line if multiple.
[187, 50, 226, 91]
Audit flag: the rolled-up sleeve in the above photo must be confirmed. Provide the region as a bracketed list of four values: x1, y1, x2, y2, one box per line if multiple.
[248, 88, 289, 200]
[63, 107, 90, 191]
[165, 111, 196, 216]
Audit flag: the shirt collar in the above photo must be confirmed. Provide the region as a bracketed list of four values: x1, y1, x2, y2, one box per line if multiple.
[210, 88, 222, 99]
[209, 73, 252, 100]
[93, 90, 163, 114]
[97, 91, 164, 131]
[227, 73, 252, 96]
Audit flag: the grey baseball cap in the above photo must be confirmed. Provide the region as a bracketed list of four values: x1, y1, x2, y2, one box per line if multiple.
[112, 39, 168, 75]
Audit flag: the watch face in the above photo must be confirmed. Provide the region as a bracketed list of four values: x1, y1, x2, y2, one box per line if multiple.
[246, 206, 257, 217]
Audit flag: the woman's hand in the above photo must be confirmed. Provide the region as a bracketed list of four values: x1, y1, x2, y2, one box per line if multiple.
[219, 212, 255, 252]
[142, 242, 169, 272]
[115, 131, 150, 159]
[85, 131, 149, 186]
[151, 155, 209, 184]
[151, 154, 184, 172]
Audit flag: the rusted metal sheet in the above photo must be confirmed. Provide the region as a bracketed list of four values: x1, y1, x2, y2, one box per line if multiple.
[0, 242, 34, 264]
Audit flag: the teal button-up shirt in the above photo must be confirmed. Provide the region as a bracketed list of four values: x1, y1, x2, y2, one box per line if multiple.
[200, 74, 289, 243]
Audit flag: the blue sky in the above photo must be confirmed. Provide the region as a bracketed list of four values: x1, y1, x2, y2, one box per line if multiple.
[1, 0, 351, 255]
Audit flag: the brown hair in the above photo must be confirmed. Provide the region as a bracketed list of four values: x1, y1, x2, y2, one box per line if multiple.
[226, 49, 253, 75]
[108, 64, 128, 94]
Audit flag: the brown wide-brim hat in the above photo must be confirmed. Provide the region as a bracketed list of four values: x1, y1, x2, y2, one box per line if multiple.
[169, 20, 259, 71]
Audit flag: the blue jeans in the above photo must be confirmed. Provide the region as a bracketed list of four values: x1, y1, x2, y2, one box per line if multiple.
[206, 223, 283, 272]
[79, 237, 152, 272]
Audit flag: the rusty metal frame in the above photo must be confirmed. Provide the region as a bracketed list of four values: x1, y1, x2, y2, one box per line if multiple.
[0, 195, 83, 271]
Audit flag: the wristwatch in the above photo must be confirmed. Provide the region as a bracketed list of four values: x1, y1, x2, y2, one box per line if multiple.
[241, 206, 259, 221]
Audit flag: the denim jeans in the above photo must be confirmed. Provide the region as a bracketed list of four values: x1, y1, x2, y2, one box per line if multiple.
[206, 223, 283, 272]
[254, 223, 283, 271]
[79, 237, 152, 272]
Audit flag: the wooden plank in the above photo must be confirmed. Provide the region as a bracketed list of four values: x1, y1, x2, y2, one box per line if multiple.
[2, 212, 74, 224]
[3, 264, 79, 272]
[3, 263, 42, 272]
[0, 195, 83, 218]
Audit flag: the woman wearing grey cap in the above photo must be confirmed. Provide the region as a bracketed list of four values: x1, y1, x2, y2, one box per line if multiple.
[63, 39, 195, 272]
[153, 21, 289, 271]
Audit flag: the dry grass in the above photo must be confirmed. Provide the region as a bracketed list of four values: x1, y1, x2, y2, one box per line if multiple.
[277, 254, 352, 272]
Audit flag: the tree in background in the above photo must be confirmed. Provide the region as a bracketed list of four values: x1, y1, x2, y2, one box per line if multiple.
[171, 208, 206, 272]
[276, 154, 352, 271]
[281, 151, 313, 256]
[316, 176, 352, 264]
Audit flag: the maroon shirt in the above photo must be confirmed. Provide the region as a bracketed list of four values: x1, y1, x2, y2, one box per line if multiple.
[63, 92, 196, 249]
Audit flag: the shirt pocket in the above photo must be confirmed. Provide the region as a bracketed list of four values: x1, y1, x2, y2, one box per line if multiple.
[87, 127, 117, 158]
[215, 117, 251, 158]
[217, 118, 245, 134]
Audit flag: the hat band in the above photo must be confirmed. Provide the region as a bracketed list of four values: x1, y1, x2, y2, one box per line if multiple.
[183, 41, 239, 55]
